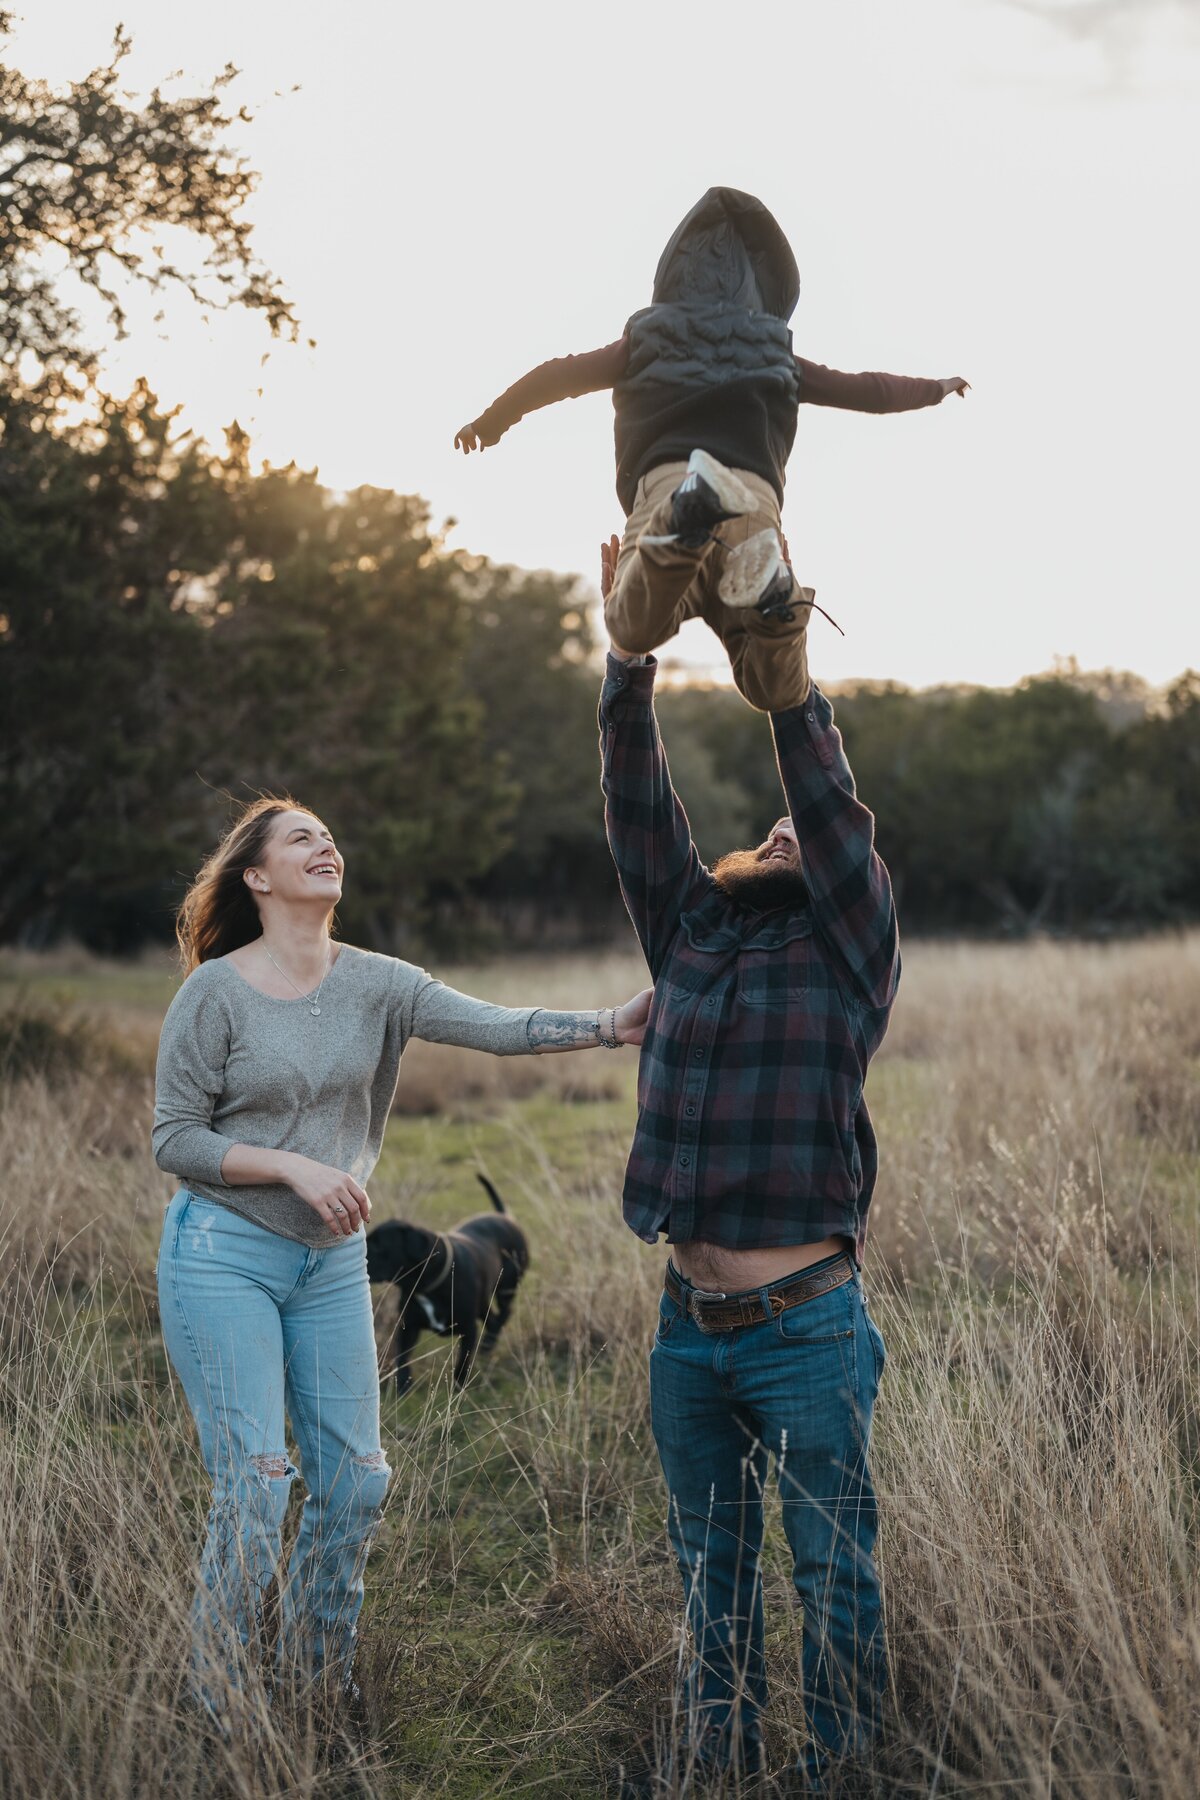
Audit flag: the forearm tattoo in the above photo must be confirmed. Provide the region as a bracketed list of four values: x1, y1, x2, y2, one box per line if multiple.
[526, 1008, 604, 1051]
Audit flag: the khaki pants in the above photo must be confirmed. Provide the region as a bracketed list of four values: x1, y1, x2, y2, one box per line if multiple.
[604, 461, 811, 713]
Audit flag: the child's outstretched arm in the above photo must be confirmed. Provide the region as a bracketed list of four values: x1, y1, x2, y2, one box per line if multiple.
[454, 338, 629, 453]
[796, 359, 969, 414]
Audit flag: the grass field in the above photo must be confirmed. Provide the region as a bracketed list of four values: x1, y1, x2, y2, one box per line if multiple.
[1, 935, 1198, 1799]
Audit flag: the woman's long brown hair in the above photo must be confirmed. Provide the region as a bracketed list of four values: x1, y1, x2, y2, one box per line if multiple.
[176, 795, 314, 972]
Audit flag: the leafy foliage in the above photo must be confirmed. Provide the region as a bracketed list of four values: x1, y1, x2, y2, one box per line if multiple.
[3, 367, 1199, 948]
[0, 384, 533, 948]
[0, 12, 294, 402]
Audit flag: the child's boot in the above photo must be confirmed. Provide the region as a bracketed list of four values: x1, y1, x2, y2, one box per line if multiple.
[719, 527, 813, 621]
[642, 450, 757, 551]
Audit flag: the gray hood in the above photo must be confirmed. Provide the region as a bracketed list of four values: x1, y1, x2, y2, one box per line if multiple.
[650, 187, 800, 321]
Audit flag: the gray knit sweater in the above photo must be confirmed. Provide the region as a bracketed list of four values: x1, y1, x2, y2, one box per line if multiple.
[152, 945, 539, 1246]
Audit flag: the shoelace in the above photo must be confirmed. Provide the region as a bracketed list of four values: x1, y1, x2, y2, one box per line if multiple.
[684, 530, 846, 636]
[762, 593, 846, 636]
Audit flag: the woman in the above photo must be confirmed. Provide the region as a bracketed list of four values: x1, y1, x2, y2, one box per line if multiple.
[153, 794, 650, 1722]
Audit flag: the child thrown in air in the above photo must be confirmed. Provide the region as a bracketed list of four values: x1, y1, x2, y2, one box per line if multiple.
[454, 186, 968, 712]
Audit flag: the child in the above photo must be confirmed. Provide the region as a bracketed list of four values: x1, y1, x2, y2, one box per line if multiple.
[454, 187, 967, 712]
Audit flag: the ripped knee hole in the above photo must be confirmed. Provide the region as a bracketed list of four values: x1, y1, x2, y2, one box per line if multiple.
[249, 1452, 296, 1483]
[350, 1450, 390, 1474]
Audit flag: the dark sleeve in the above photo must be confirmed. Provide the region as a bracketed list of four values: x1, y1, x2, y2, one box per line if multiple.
[770, 688, 900, 1012]
[795, 357, 945, 415]
[599, 652, 712, 979]
[469, 337, 630, 446]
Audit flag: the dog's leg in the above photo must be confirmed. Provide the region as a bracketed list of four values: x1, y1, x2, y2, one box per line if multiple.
[392, 1309, 422, 1395]
[482, 1279, 517, 1353]
[453, 1317, 480, 1386]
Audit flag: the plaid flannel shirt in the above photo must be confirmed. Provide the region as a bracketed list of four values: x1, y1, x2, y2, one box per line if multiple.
[600, 653, 900, 1258]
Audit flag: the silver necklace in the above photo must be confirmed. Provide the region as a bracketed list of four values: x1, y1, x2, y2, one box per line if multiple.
[264, 943, 333, 1016]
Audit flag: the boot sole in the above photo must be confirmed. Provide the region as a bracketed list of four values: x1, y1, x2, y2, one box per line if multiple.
[643, 451, 761, 551]
[719, 528, 790, 610]
[683, 449, 757, 520]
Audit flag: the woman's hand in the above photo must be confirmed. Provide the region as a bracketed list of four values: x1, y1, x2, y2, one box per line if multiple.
[454, 422, 483, 453]
[279, 1152, 371, 1237]
[614, 987, 653, 1047]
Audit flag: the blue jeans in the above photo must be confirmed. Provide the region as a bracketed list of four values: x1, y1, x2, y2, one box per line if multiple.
[649, 1257, 886, 1782]
[157, 1191, 390, 1710]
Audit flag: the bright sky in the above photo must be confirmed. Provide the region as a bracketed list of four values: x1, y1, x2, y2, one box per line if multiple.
[11, 1, 1200, 688]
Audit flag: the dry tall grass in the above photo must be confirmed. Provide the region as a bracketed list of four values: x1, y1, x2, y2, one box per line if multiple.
[0, 935, 1197, 1798]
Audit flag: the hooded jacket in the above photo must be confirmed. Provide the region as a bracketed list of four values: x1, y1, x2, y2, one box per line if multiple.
[460, 191, 950, 514]
[612, 188, 803, 512]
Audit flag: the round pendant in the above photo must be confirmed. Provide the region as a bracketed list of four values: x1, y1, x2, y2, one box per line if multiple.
[310, 1004, 321, 1017]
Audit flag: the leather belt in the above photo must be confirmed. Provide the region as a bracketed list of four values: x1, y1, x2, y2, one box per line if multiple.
[663, 1253, 855, 1333]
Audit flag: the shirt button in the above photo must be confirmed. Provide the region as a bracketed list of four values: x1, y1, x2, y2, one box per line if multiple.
[806, 709, 816, 723]
[685, 1103, 696, 1117]
[705, 996, 716, 1007]
[679, 1155, 691, 1168]
[693, 1049, 703, 1061]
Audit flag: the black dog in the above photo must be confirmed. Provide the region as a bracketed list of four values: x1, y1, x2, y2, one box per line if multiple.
[365, 1175, 530, 1393]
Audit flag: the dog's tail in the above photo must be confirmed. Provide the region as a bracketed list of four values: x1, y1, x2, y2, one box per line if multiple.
[476, 1172, 506, 1214]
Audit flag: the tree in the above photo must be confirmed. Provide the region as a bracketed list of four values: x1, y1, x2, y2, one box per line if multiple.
[0, 383, 529, 949]
[0, 381, 237, 942]
[204, 473, 520, 951]
[833, 678, 1119, 930]
[1125, 672, 1200, 912]
[453, 564, 623, 942]
[0, 12, 294, 407]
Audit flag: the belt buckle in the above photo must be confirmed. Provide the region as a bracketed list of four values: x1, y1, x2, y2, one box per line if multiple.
[688, 1287, 726, 1333]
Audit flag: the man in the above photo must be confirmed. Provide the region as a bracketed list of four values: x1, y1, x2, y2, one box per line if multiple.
[599, 530, 898, 1791]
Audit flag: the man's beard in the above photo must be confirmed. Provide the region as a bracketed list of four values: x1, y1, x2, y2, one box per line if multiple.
[711, 849, 808, 911]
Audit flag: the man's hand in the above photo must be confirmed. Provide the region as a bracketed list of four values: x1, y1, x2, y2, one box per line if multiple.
[454, 422, 484, 453]
[614, 987, 653, 1047]
[601, 532, 639, 659]
[940, 377, 970, 398]
[600, 533, 621, 600]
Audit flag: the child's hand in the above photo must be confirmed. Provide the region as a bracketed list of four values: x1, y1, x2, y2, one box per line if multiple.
[941, 377, 970, 398]
[454, 423, 484, 453]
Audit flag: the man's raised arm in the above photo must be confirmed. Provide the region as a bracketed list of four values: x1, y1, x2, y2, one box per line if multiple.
[771, 689, 899, 1013]
[600, 647, 711, 980]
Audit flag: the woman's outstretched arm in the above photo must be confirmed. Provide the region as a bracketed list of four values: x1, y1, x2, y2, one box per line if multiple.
[526, 990, 652, 1053]
[408, 974, 652, 1055]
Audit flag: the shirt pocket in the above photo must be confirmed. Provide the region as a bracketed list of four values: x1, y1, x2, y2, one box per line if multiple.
[660, 910, 741, 998]
[736, 914, 813, 1009]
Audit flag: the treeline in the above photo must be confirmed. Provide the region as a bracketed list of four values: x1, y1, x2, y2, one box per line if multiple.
[3, 21, 1197, 957]
[469, 644, 1200, 945]
[2, 376, 1198, 954]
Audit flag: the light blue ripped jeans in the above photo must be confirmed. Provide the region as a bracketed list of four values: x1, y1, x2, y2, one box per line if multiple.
[157, 1191, 390, 1711]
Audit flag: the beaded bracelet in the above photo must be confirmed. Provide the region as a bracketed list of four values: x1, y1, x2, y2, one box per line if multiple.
[596, 1006, 620, 1049]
